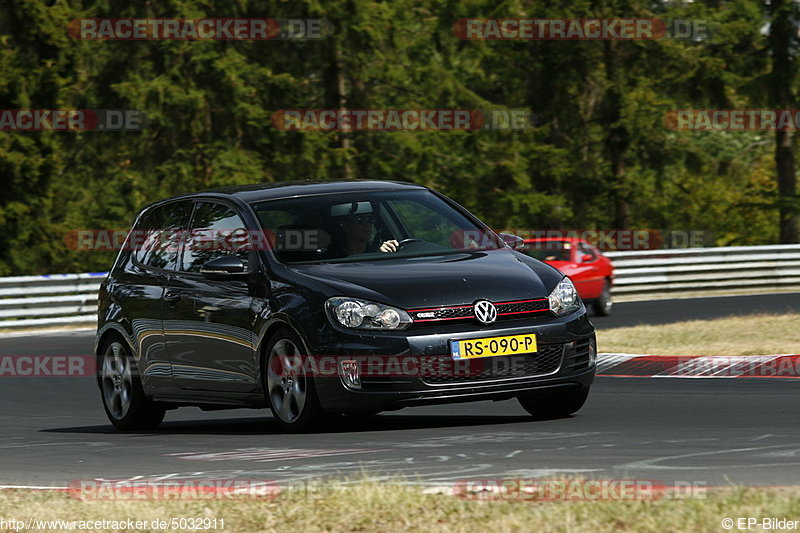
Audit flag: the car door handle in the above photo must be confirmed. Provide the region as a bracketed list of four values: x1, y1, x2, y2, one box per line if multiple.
[164, 291, 182, 303]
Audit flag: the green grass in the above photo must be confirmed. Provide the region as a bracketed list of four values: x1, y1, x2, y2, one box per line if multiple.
[597, 312, 800, 355]
[1, 481, 799, 532]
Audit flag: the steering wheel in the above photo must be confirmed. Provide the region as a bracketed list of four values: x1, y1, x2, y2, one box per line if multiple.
[397, 238, 422, 248]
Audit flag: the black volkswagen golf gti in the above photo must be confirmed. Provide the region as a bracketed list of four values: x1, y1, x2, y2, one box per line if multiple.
[95, 180, 596, 431]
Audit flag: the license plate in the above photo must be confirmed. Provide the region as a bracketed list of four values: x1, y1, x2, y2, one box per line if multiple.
[450, 333, 537, 360]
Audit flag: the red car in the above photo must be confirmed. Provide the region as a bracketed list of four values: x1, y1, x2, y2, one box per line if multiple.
[520, 238, 614, 316]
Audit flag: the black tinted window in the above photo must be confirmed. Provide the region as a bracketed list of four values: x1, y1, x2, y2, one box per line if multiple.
[182, 202, 250, 273]
[132, 201, 190, 270]
[579, 243, 597, 261]
[251, 190, 502, 264]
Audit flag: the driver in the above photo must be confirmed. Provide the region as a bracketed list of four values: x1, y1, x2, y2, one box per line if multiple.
[330, 202, 399, 256]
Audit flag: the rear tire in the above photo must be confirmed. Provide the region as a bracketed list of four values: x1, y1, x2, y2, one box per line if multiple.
[592, 281, 612, 316]
[517, 386, 590, 420]
[264, 328, 324, 432]
[99, 338, 165, 431]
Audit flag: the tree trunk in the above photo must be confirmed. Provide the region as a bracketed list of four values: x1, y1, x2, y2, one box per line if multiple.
[769, 0, 800, 243]
[323, 39, 353, 179]
[776, 130, 798, 242]
[603, 40, 630, 229]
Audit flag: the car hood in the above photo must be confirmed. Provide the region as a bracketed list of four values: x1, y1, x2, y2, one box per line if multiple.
[288, 249, 562, 309]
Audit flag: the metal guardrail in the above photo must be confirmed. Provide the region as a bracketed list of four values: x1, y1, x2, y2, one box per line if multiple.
[0, 244, 798, 329]
[0, 272, 105, 328]
[606, 244, 800, 297]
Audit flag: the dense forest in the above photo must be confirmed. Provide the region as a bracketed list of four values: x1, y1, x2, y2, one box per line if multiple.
[1, 0, 799, 275]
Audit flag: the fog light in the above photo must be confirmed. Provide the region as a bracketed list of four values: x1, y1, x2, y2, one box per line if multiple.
[340, 360, 361, 390]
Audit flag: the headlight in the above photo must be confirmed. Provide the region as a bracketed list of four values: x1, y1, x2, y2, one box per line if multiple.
[326, 297, 412, 330]
[548, 277, 581, 316]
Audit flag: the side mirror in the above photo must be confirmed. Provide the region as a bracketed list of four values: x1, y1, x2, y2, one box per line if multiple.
[498, 233, 525, 250]
[581, 254, 596, 263]
[200, 256, 249, 281]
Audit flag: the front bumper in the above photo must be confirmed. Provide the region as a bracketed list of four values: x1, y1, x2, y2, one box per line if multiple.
[311, 309, 596, 412]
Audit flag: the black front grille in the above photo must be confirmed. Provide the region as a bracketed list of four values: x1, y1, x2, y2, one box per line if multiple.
[496, 299, 549, 315]
[358, 377, 414, 391]
[564, 338, 593, 373]
[426, 307, 473, 320]
[409, 299, 550, 325]
[419, 344, 564, 385]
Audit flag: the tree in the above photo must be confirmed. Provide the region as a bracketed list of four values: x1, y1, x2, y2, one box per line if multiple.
[767, 0, 800, 243]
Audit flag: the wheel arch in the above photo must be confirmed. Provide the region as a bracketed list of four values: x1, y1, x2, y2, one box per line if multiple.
[94, 324, 135, 386]
[256, 315, 313, 389]
[95, 322, 135, 356]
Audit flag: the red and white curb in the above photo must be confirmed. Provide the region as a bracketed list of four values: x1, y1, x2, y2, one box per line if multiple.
[597, 353, 800, 379]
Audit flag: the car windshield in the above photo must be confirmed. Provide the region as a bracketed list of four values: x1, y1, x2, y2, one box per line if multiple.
[250, 189, 504, 264]
[523, 241, 573, 262]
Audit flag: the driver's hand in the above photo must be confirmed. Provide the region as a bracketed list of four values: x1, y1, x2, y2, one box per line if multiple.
[379, 240, 399, 253]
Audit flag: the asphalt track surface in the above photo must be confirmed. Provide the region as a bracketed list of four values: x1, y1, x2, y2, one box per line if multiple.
[1, 293, 799, 488]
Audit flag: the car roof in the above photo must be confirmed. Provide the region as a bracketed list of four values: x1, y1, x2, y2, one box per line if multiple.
[151, 180, 427, 206]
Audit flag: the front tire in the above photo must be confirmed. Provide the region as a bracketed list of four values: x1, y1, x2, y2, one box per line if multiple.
[264, 328, 324, 432]
[517, 386, 590, 420]
[99, 339, 165, 431]
[592, 280, 612, 316]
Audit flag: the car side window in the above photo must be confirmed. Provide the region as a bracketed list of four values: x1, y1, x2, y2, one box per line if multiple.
[181, 201, 250, 273]
[579, 243, 598, 262]
[132, 201, 190, 270]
